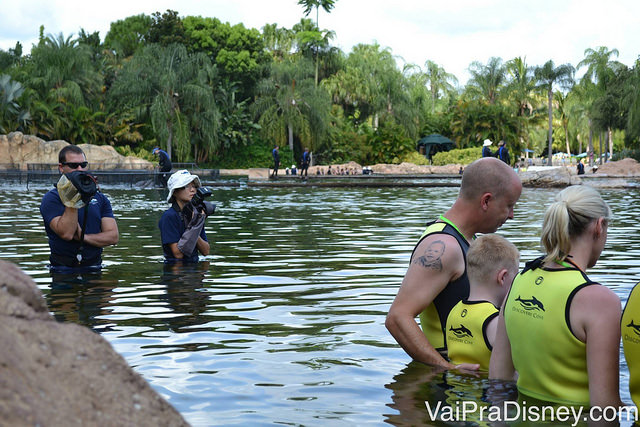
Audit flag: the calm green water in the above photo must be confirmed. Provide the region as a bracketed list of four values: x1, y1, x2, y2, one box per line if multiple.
[1, 181, 638, 426]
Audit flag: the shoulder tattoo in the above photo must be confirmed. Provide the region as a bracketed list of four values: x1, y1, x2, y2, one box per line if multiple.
[413, 239, 445, 271]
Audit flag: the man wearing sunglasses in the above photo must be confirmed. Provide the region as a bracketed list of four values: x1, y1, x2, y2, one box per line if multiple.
[39, 145, 119, 271]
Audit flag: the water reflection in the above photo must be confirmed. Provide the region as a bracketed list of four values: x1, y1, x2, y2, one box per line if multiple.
[47, 270, 117, 330]
[160, 262, 211, 331]
[0, 182, 638, 425]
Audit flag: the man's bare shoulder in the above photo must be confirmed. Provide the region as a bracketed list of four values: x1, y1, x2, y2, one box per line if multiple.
[410, 233, 464, 273]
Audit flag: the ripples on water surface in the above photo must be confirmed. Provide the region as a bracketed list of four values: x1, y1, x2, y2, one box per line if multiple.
[1, 181, 638, 425]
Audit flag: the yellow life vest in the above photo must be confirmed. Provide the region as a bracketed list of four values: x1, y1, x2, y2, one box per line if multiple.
[446, 300, 498, 370]
[622, 282, 640, 409]
[413, 220, 470, 351]
[504, 257, 594, 406]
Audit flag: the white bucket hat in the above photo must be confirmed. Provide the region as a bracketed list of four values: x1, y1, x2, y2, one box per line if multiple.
[483, 139, 493, 147]
[166, 169, 201, 202]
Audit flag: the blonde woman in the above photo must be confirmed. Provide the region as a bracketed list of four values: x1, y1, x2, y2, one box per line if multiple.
[490, 185, 622, 408]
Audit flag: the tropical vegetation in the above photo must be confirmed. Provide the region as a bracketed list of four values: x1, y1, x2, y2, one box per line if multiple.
[0, 6, 639, 168]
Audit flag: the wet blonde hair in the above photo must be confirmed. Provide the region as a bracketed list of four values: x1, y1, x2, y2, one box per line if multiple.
[467, 234, 520, 282]
[540, 185, 612, 265]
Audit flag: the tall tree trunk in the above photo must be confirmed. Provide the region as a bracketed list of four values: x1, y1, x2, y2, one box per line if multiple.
[564, 125, 570, 155]
[167, 123, 173, 160]
[577, 134, 582, 156]
[288, 123, 294, 151]
[314, 6, 319, 87]
[608, 126, 613, 162]
[547, 88, 553, 166]
[588, 120, 593, 166]
[599, 132, 603, 165]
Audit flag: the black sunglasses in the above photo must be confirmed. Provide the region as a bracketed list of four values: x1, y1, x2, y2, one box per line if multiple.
[62, 161, 88, 169]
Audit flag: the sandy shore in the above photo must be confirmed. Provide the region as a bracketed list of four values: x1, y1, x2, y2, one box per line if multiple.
[220, 158, 640, 179]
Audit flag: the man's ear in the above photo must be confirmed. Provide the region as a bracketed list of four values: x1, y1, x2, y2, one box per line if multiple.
[496, 268, 509, 286]
[481, 193, 492, 211]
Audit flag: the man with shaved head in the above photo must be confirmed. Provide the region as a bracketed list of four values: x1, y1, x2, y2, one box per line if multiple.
[386, 157, 522, 368]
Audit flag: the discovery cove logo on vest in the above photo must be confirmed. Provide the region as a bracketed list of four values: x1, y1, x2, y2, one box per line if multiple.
[425, 401, 638, 425]
[449, 324, 472, 339]
[512, 295, 545, 319]
[625, 319, 640, 344]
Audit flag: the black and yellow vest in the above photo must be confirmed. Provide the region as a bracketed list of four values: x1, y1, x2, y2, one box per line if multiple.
[446, 300, 498, 370]
[413, 220, 471, 352]
[504, 257, 595, 406]
[622, 282, 640, 409]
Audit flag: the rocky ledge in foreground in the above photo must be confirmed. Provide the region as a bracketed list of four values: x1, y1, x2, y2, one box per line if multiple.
[0, 260, 188, 426]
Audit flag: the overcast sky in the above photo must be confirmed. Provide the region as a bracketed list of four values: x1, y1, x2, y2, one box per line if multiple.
[1, 0, 639, 84]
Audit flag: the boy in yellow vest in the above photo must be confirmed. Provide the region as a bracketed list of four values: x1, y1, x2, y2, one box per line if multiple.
[445, 234, 519, 370]
[622, 282, 640, 408]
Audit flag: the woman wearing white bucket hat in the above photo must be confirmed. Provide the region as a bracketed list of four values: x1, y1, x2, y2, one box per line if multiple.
[158, 170, 210, 262]
[482, 139, 494, 157]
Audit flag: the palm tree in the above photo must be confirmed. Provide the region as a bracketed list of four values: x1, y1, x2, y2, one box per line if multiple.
[253, 58, 330, 152]
[262, 24, 294, 61]
[578, 47, 622, 161]
[297, 0, 336, 86]
[108, 43, 219, 161]
[534, 60, 574, 166]
[0, 74, 31, 133]
[505, 57, 538, 153]
[28, 33, 101, 108]
[467, 57, 506, 104]
[423, 60, 458, 112]
[554, 92, 571, 155]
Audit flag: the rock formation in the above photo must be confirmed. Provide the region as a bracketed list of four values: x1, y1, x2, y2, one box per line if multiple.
[0, 132, 153, 170]
[518, 166, 582, 187]
[0, 260, 188, 426]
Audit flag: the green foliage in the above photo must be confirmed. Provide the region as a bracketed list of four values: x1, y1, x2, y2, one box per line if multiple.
[115, 145, 155, 161]
[612, 148, 640, 162]
[0, 74, 30, 133]
[367, 119, 414, 164]
[108, 43, 219, 163]
[4, 16, 640, 171]
[450, 99, 519, 149]
[104, 14, 152, 58]
[183, 16, 270, 100]
[400, 151, 431, 166]
[208, 139, 294, 169]
[148, 10, 186, 46]
[431, 147, 482, 166]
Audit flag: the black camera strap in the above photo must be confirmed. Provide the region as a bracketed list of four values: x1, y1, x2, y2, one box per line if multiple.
[76, 203, 90, 264]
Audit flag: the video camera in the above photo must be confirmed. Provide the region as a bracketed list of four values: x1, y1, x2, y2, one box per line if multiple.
[183, 186, 216, 218]
[66, 170, 98, 203]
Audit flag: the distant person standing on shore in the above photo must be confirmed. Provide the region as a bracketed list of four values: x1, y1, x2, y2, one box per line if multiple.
[271, 146, 280, 178]
[153, 147, 172, 188]
[301, 148, 310, 177]
[496, 141, 511, 165]
[482, 139, 493, 157]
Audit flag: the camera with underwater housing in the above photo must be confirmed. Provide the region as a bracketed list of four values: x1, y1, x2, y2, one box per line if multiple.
[66, 170, 98, 203]
[185, 186, 216, 217]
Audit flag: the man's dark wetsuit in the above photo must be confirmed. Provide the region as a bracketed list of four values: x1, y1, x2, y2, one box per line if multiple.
[272, 148, 280, 177]
[301, 150, 310, 177]
[156, 149, 172, 187]
[411, 219, 471, 353]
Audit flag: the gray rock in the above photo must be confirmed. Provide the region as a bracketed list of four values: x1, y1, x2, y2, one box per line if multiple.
[0, 132, 153, 170]
[0, 261, 189, 426]
[518, 166, 582, 187]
